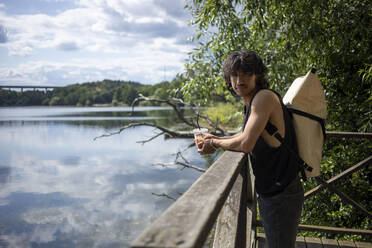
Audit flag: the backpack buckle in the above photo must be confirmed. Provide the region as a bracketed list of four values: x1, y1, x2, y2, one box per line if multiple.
[302, 162, 313, 172]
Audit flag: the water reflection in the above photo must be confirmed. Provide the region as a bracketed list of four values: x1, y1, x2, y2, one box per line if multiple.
[0, 107, 209, 247]
[60, 155, 81, 166]
[0, 167, 10, 185]
[0, 106, 196, 129]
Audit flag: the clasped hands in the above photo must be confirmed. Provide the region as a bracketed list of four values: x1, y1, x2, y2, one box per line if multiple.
[195, 132, 217, 155]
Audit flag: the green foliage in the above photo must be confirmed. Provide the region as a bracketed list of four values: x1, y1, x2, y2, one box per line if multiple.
[184, 0, 372, 241]
[359, 64, 372, 83]
[184, 0, 371, 131]
[201, 101, 243, 130]
[301, 137, 371, 241]
[49, 96, 63, 106]
[1, 78, 186, 107]
[0, 89, 51, 106]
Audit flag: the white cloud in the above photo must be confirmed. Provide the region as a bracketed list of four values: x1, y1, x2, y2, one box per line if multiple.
[0, 0, 193, 84]
[1, 0, 192, 54]
[0, 50, 187, 85]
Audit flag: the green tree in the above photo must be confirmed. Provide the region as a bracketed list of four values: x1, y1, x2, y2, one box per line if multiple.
[152, 81, 171, 99]
[184, 0, 371, 131]
[0, 90, 17, 105]
[183, 0, 372, 240]
[116, 85, 138, 105]
[49, 96, 63, 106]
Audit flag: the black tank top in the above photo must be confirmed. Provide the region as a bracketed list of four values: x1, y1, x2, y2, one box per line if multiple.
[242, 90, 299, 197]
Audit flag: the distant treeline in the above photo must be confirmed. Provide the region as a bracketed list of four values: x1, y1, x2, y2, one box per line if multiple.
[0, 78, 184, 107]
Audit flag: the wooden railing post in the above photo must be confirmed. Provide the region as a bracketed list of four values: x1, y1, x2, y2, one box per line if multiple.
[213, 154, 247, 248]
[246, 156, 257, 248]
[213, 154, 257, 248]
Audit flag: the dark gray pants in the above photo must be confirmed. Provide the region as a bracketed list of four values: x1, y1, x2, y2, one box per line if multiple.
[258, 176, 304, 248]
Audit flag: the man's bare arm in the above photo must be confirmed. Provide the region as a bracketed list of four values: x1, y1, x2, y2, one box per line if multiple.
[203, 132, 242, 140]
[210, 90, 277, 153]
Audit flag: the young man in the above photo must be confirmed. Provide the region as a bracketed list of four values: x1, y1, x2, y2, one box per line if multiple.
[197, 50, 304, 248]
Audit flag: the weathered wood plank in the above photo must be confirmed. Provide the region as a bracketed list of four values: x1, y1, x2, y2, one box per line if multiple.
[256, 233, 313, 248]
[246, 205, 256, 248]
[256, 235, 372, 248]
[322, 238, 339, 247]
[213, 156, 246, 248]
[326, 131, 372, 139]
[131, 151, 246, 248]
[246, 156, 256, 248]
[213, 155, 257, 248]
[298, 224, 372, 236]
[355, 241, 372, 248]
[338, 240, 356, 247]
[295, 236, 307, 248]
[305, 237, 323, 248]
[246, 155, 255, 203]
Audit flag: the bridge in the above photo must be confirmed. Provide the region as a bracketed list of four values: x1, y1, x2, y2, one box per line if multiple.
[0, 85, 61, 92]
[130, 131, 372, 248]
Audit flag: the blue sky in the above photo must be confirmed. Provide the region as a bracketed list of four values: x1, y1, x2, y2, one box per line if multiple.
[0, 0, 195, 86]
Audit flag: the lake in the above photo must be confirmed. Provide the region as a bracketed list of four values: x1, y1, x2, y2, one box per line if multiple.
[0, 106, 217, 248]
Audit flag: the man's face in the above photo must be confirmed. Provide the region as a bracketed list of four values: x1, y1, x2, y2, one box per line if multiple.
[230, 71, 257, 98]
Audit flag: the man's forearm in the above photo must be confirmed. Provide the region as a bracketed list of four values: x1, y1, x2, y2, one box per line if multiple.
[212, 134, 248, 153]
[215, 132, 241, 140]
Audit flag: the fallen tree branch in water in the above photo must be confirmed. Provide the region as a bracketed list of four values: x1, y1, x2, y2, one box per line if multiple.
[136, 131, 165, 145]
[174, 150, 190, 164]
[131, 94, 225, 135]
[197, 112, 226, 136]
[93, 122, 191, 141]
[95, 94, 229, 143]
[172, 142, 197, 154]
[94, 95, 227, 176]
[131, 94, 198, 128]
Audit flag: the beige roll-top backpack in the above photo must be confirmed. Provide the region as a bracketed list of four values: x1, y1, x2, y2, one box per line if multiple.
[283, 68, 327, 178]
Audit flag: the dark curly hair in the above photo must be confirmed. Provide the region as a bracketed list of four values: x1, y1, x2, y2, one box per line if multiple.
[223, 50, 269, 96]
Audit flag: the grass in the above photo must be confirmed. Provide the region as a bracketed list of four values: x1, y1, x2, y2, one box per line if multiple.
[200, 102, 244, 131]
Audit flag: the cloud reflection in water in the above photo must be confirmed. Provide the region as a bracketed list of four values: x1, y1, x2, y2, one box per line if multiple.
[0, 108, 204, 247]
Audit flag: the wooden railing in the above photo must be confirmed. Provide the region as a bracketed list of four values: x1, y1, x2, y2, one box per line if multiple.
[130, 132, 372, 248]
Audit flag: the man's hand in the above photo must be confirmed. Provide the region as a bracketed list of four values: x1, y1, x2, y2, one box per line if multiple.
[201, 133, 218, 140]
[197, 138, 216, 155]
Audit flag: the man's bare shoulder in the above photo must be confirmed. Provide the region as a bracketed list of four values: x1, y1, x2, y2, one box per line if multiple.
[252, 89, 280, 107]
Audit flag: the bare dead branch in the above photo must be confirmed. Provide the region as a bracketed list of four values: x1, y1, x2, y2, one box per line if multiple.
[176, 161, 206, 172]
[131, 94, 197, 128]
[93, 122, 190, 141]
[153, 162, 176, 168]
[151, 192, 177, 201]
[175, 151, 190, 164]
[154, 161, 206, 173]
[198, 113, 225, 135]
[131, 94, 226, 134]
[136, 131, 165, 145]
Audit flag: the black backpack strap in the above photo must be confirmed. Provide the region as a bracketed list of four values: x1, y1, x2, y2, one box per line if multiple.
[242, 89, 262, 131]
[264, 121, 312, 181]
[287, 108, 326, 139]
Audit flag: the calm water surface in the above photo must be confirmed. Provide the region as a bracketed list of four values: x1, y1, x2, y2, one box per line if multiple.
[0, 106, 213, 248]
